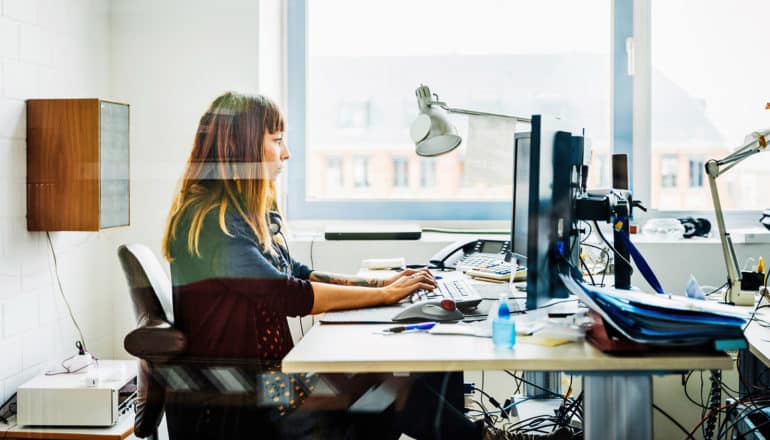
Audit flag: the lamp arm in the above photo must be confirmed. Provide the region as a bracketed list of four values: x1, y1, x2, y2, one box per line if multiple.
[437, 103, 532, 123]
[707, 171, 742, 299]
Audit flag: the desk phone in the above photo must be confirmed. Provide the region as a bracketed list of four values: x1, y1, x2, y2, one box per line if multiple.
[429, 238, 512, 270]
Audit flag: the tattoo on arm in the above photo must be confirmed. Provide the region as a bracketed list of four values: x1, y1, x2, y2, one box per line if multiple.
[310, 271, 384, 287]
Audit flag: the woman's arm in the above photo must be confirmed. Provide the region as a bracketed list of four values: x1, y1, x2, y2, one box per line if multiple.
[309, 272, 436, 314]
[309, 271, 385, 287]
[309, 268, 435, 288]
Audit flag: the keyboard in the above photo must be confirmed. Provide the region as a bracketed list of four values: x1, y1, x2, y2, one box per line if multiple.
[408, 278, 483, 310]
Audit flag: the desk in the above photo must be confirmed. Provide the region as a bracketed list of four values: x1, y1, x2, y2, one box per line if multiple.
[0, 412, 134, 440]
[745, 318, 770, 368]
[283, 323, 732, 439]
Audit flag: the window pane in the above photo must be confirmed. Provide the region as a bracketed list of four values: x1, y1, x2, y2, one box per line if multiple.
[305, 0, 610, 202]
[651, 1, 770, 210]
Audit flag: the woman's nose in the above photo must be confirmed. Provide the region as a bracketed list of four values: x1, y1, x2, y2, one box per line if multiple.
[281, 142, 290, 161]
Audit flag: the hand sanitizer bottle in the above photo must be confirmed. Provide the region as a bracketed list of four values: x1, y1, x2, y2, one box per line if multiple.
[492, 292, 516, 349]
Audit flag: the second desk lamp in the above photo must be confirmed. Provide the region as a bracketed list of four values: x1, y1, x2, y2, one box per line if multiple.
[706, 129, 770, 305]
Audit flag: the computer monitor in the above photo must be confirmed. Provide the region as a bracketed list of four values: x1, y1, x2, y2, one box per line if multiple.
[510, 132, 530, 265]
[525, 115, 585, 310]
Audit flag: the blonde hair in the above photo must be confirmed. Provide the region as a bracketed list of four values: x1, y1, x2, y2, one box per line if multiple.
[162, 92, 284, 260]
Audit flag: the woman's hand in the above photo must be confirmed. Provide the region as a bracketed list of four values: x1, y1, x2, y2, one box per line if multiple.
[383, 268, 436, 287]
[380, 272, 437, 304]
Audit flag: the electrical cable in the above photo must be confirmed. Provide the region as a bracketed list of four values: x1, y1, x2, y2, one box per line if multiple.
[579, 255, 596, 286]
[579, 220, 592, 243]
[502, 370, 562, 399]
[703, 370, 722, 440]
[46, 231, 87, 351]
[481, 371, 485, 408]
[688, 396, 770, 438]
[717, 405, 770, 439]
[682, 371, 710, 410]
[653, 404, 695, 440]
[592, 220, 634, 273]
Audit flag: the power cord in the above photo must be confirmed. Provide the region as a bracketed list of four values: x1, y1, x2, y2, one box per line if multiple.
[46, 231, 87, 351]
[653, 403, 695, 440]
[592, 221, 634, 275]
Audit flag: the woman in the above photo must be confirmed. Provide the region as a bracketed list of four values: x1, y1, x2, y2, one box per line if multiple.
[161, 92, 479, 439]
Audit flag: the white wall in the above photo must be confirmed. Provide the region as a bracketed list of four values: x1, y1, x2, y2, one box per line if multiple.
[109, 0, 262, 357]
[0, 0, 114, 405]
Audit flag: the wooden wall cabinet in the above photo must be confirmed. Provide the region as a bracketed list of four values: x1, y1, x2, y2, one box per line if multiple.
[27, 99, 130, 231]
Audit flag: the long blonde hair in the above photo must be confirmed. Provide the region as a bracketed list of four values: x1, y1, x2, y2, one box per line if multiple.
[162, 92, 284, 260]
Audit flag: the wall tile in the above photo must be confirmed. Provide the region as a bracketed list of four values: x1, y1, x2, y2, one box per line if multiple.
[0, 98, 25, 140]
[38, 285, 56, 324]
[22, 326, 53, 368]
[0, 0, 112, 397]
[2, 0, 38, 24]
[2, 293, 38, 337]
[0, 17, 19, 59]
[0, 259, 20, 300]
[0, 139, 24, 182]
[2, 60, 38, 100]
[0, 338, 22, 378]
[19, 24, 50, 65]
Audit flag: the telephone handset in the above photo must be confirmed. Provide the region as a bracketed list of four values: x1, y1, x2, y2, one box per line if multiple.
[429, 238, 511, 270]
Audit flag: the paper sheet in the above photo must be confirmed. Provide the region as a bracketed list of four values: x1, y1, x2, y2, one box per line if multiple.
[463, 115, 516, 186]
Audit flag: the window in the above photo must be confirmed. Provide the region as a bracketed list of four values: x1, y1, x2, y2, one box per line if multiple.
[352, 156, 370, 189]
[420, 158, 436, 189]
[650, 0, 770, 211]
[392, 157, 409, 189]
[288, 0, 611, 219]
[325, 157, 344, 191]
[337, 100, 370, 130]
[688, 157, 704, 188]
[661, 155, 678, 189]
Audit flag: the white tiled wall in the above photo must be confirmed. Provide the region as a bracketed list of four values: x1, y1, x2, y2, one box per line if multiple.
[0, 0, 116, 406]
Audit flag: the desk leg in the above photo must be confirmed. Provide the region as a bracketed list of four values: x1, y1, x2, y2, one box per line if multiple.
[584, 374, 652, 440]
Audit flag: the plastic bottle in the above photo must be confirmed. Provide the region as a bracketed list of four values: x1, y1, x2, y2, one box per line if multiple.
[492, 292, 516, 349]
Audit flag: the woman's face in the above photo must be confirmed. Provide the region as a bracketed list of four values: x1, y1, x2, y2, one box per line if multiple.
[262, 130, 289, 180]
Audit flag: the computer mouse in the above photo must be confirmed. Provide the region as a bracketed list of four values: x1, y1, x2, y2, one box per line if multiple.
[392, 299, 464, 323]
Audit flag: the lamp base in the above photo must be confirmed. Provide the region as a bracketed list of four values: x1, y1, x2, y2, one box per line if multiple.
[729, 288, 756, 306]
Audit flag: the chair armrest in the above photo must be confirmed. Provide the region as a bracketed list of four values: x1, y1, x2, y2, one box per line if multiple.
[124, 319, 187, 361]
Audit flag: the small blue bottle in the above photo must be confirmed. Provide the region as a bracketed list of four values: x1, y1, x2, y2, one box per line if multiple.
[492, 293, 516, 349]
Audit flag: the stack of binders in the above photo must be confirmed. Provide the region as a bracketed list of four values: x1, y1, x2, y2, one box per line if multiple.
[560, 275, 750, 352]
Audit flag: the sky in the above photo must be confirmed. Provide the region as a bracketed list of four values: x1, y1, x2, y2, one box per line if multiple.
[308, 0, 610, 56]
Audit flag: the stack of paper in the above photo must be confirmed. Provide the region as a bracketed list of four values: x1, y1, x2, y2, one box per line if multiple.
[560, 275, 749, 347]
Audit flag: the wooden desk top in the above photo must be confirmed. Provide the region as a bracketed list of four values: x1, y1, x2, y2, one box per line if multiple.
[282, 323, 733, 374]
[1, 412, 133, 440]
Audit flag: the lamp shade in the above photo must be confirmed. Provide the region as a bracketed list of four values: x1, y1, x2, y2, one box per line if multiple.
[410, 106, 462, 157]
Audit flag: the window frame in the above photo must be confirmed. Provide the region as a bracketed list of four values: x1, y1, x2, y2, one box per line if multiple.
[636, 1, 765, 226]
[286, 0, 628, 221]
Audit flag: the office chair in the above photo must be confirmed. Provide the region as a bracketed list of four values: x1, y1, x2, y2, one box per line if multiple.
[118, 244, 382, 439]
[118, 244, 186, 439]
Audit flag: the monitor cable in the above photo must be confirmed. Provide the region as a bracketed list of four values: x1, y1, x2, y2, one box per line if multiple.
[592, 221, 633, 273]
[46, 231, 87, 351]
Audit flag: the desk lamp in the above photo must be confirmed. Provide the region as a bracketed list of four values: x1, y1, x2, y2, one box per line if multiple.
[706, 129, 770, 305]
[409, 84, 530, 156]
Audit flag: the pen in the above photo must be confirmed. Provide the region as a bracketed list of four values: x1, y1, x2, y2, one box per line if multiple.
[385, 322, 436, 333]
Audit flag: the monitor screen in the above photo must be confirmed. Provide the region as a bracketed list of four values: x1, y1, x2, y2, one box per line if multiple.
[510, 132, 530, 264]
[525, 115, 584, 310]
